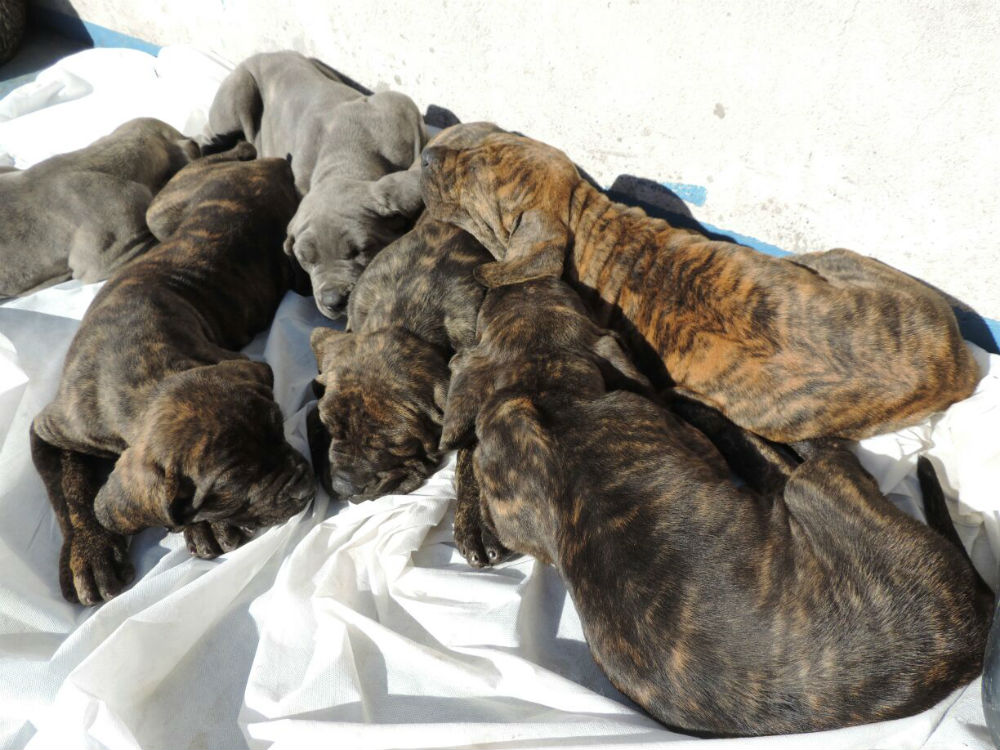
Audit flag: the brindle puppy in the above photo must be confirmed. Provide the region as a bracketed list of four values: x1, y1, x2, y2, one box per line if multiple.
[421, 124, 980, 442]
[309, 213, 506, 563]
[30, 149, 315, 606]
[440, 276, 991, 737]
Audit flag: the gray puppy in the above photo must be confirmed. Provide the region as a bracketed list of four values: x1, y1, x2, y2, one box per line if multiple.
[201, 50, 427, 318]
[0, 117, 199, 298]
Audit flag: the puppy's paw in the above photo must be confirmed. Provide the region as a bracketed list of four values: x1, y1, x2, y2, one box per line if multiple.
[183, 521, 251, 559]
[60, 531, 134, 606]
[454, 506, 511, 569]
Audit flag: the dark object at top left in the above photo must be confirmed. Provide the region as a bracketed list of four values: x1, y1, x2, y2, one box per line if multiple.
[0, 0, 26, 65]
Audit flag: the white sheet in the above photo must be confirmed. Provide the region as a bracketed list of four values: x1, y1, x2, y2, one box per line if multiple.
[1, 47, 998, 750]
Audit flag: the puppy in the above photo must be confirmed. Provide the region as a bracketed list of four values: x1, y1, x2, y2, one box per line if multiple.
[201, 50, 427, 318]
[440, 276, 991, 736]
[421, 124, 980, 442]
[309, 214, 504, 562]
[0, 117, 199, 297]
[30, 148, 314, 606]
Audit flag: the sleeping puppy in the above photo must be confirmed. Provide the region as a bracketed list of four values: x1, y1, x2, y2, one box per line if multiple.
[440, 276, 992, 736]
[201, 50, 427, 318]
[309, 214, 505, 561]
[0, 117, 199, 297]
[30, 148, 315, 606]
[421, 124, 980, 442]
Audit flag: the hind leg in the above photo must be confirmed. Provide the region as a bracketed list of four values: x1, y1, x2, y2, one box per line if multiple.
[30, 426, 134, 605]
[790, 248, 932, 295]
[199, 63, 263, 153]
[453, 447, 510, 568]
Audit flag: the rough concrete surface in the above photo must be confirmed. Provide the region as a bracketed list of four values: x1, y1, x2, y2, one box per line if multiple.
[29, 0, 1000, 318]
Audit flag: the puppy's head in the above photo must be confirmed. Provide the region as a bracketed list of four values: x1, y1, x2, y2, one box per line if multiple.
[441, 278, 646, 448]
[420, 124, 578, 284]
[94, 360, 314, 535]
[286, 170, 424, 319]
[310, 326, 448, 501]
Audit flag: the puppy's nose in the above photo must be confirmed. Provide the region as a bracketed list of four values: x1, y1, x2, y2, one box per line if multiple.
[329, 469, 357, 499]
[421, 147, 444, 170]
[317, 289, 344, 315]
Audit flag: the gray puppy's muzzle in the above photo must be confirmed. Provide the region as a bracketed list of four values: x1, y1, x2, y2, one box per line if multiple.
[311, 259, 364, 319]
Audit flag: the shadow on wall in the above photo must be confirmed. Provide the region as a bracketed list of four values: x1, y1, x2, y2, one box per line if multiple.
[26, 2, 155, 54]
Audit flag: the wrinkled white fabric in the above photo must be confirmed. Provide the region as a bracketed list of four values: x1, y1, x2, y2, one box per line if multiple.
[1, 47, 998, 750]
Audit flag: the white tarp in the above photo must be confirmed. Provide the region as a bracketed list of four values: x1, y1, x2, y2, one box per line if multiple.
[0, 47, 998, 750]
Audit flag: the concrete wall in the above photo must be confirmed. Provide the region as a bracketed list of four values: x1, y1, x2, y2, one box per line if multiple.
[34, 0, 1000, 320]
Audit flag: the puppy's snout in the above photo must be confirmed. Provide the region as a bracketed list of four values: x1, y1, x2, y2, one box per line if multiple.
[316, 288, 349, 319]
[285, 460, 316, 503]
[329, 469, 358, 500]
[319, 288, 343, 311]
[421, 147, 444, 171]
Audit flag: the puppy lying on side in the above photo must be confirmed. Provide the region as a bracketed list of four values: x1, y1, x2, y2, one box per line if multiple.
[201, 50, 427, 318]
[309, 213, 506, 562]
[30, 148, 315, 606]
[440, 276, 992, 736]
[421, 124, 980, 442]
[0, 117, 199, 297]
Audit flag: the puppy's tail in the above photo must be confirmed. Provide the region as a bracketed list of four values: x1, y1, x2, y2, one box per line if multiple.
[918, 456, 993, 597]
[308, 57, 374, 96]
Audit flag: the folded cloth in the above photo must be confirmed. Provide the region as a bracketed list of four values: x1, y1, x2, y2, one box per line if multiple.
[1, 46, 998, 750]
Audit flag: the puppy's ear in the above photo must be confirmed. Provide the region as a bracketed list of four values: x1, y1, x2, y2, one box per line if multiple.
[213, 358, 274, 389]
[310, 328, 354, 373]
[94, 447, 197, 535]
[367, 170, 424, 219]
[473, 209, 568, 288]
[440, 353, 488, 450]
[592, 334, 653, 395]
[433, 378, 449, 414]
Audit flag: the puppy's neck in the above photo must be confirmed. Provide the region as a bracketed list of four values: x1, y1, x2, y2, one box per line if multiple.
[563, 180, 708, 327]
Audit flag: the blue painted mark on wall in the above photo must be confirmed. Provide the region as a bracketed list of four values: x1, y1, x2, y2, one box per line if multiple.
[660, 181, 707, 207]
[699, 222, 791, 258]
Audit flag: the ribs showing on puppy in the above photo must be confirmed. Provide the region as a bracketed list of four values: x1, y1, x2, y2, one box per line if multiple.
[420, 124, 980, 442]
[201, 50, 427, 319]
[440, 275, 991, 736]
[31, 149, 315, 606]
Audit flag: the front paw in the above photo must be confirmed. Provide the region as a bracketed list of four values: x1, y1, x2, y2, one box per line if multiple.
[183, 521, 251, 559]
[454, 502, 511, 569]
[60, 530, 134, 605]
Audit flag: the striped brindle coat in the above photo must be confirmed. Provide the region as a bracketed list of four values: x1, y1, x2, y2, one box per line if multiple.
[439, 276, 991, 736]
[420, 124, 980, 442]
